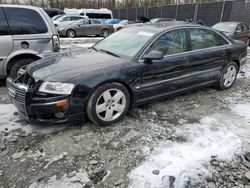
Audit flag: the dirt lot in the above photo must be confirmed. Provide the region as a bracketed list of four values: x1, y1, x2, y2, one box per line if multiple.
[0, 39, 250, 188]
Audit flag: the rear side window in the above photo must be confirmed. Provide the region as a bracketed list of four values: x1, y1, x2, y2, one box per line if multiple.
[4, 7, 48, 35]
[189, 29, 228, 51]
[242, 24, 249, 32]
[0, 8, 10, 35]
[91, 20, 101, 24]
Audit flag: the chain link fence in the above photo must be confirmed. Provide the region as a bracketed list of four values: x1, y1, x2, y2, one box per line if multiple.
[112, 0, 250, 26]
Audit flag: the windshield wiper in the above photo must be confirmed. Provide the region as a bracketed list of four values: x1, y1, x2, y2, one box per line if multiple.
[90, 46, 99, 52]
[99, 49, 121, 58]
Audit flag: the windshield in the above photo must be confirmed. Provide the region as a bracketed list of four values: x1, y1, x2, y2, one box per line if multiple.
[212, 23, 237, 33]
[94, 28, 156, 59]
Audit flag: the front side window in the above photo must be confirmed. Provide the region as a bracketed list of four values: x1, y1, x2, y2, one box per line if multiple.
[0, 8, 10, 36]
[189, 29, 227, 51]
[236, 24, 243, 32]
[148, 29, 187, 56]
[4, 7, 48, 35]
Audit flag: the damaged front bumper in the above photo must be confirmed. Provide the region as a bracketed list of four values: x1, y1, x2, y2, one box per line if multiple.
[6, 77, 85, 124]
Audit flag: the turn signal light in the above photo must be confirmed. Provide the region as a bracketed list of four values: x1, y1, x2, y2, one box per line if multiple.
[55, 100, 68, 107]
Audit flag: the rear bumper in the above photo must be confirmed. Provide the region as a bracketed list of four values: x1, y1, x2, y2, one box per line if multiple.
[6, 78, 85, 124]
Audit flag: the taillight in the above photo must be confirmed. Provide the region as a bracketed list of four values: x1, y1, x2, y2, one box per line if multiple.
[52, 34, 60, 52]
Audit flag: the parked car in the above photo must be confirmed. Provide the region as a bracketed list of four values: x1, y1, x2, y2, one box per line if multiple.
[51, 14, 64, 21]
[53, 15, 86, 27]
[58, 19, 113, 37]
[0, 5, 60, 79]
[150, 17, 176, 23]
[104, 19, 121, 24]
[113, 20, 142, 31]
[7, 23, 247, 125]
[79, 8, 113, 19]
[212, 22, 250, 45]
[43, 8, 65, 18]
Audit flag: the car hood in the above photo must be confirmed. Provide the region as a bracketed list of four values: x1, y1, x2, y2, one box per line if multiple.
[26, 49, 128, 83]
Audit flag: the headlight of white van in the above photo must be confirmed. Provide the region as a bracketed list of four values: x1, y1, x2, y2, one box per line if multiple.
[39, 81, 75, 95]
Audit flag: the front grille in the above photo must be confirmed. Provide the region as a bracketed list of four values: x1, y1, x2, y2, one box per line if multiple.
[8, 83, 27, 104]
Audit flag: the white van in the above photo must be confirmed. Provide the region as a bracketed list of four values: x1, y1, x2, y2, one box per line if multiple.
[79, 8, 113, 19]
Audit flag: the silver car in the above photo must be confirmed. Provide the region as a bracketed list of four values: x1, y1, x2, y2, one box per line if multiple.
[58, 19, 114, 38]
[0, 5, 60, 79]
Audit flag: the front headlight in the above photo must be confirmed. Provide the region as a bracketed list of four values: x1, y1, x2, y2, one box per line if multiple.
[39, 81, 75, 95]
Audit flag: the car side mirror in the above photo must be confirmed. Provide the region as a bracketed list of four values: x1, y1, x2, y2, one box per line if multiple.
[143, 51, 163, 63]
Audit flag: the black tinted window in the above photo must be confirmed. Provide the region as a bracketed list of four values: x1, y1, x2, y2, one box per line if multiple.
[189, 29, 227, 50]
[0, 8, 10, 35]
[86, 13, 111, 19]
[71, 17, 82, 21]
[4, 7, 48, 35]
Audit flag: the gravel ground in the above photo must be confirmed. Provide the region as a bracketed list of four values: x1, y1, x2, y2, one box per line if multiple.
[0, 39, 249, 188]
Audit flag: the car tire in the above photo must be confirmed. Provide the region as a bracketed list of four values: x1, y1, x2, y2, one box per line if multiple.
[86, 82, 130, 126]
[216, 62, 238, 90]
[101, 29, 110, 37]
[10, 58, 37, 79]
[67, 29, 76, 38]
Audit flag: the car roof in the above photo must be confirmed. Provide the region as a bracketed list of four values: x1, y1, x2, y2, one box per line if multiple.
[131, 21, 211, 33]
[216, 22, 245, 25]
[0, 4, 42, 10]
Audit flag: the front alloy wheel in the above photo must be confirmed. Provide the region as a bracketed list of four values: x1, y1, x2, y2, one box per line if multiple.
[87, 83, 130, 125]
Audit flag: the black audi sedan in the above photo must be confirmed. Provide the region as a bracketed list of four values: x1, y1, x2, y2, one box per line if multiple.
[7, 23, 247, 125]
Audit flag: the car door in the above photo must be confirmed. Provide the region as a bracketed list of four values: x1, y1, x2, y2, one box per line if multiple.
[75, 19, 91, 36]
[89, 19, 102, 35]
[185, 28, 230, 86]
[136, 29, 191, 102]
[233, 24, 244, 42]
[0, 7, 13, 76]
[241, 23, 250, 43]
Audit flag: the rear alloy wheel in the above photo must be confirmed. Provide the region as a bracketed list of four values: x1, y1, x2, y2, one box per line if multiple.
[216, 62, 238, 90]
[101, 29, 110, 37]
[87, 83, 130, 125]
[66, 29, 76, 38]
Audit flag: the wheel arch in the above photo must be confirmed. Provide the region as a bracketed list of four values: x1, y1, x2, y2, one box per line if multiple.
[87, 79, 135, 108]
[232, 59, 240, 72]
[6, 54, 40, 75]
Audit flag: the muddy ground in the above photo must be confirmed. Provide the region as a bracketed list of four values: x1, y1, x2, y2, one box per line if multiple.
[0, 39, 249, 188]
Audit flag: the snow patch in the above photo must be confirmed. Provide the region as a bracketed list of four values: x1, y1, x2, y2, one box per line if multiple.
[129, 117, 243, 188]
[231, 103, 250, 121]
[0, 104, 32, 134]
[0, 104, 68, 135]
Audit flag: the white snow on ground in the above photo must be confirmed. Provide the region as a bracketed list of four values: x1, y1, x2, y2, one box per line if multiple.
[0, 104, 32, 134]
[129, 62, 250, 188]
[0, 104, 69, 135]
[232, 103, 250, 121]
[129, 116, 245, 188]
[29, 169, 90, 188]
